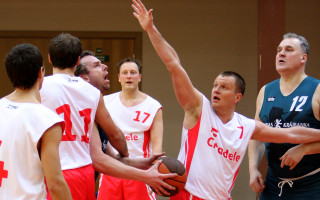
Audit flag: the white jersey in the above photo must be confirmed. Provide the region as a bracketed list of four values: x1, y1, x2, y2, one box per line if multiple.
[177, 95, 255, 200]
[0, 98, 64, 200]
[104, 92, 162, 158]
[40, 74, 100, 170]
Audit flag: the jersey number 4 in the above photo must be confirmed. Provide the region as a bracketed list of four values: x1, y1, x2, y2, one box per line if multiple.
[56, 104, 92, 143]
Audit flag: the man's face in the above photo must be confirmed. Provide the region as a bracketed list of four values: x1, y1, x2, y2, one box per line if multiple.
[80, 55, 110, 93]
[276, 38, 306, 74]
[211, 75, 241, 112]
[118, 62, 141, 91]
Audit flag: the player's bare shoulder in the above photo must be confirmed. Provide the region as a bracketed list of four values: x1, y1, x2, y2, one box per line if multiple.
[312, 83, 320, 121]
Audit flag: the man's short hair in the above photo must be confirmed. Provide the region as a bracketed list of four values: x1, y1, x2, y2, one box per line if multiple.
[219, 71, 246, 95]
[74, 50, 96, 76]
[49, 33, 82, 69]
[5, 43, 43, 89]
[117, 57, 143, 74]
[283, 33, 309, 55]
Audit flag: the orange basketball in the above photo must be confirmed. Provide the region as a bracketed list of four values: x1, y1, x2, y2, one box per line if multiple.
[152, 156, 187, 197]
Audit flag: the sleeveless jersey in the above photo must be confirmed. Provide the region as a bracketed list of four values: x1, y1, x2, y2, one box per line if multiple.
[260, 76, 320, 178]
[0, 98, 64, 200]
[40, 74, 100, 170]
[103, 92, 162, 158]
[177, 95, 256, 200]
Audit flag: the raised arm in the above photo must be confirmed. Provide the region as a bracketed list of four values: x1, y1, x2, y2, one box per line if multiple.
[248, 86, 266, 193]
[90, 123, 176, 196]
[40, 123, 72, 200]
[95, 93, 129, 157]
[132, 0, 202, 126]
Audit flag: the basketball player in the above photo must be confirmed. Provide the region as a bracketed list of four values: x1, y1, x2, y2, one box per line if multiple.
[97, 57, 163, 200]
[41, 33, 175, 199]
[0, 43, 72, 200]
[132, 0, 320, 199]
[248, 33, 320, 199]
[75, 52, 172, 198]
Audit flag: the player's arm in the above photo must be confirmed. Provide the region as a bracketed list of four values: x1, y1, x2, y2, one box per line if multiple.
[95, 93, 129, 157]
[39, 123, 72, 200]
[90, 123, 176, 195]
[248, 86, 266, 193]
[252, 121, 320, 143]
[150, 108, 163, 154]
[132, 0, 202, 129]
[280, 84, 320, 170]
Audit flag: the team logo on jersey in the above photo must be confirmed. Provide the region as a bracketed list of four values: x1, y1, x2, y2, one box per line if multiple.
[207, 127, 241, 162]
[267, 97, 275, 102]
[67, 77, 79, 83]
[6, 104, 18, 110]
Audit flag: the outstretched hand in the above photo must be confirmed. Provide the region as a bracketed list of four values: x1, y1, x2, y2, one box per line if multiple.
[132, 0, 154, 31]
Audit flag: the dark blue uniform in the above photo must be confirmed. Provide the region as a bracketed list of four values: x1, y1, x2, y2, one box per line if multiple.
[259, 77, 320, 199]
[94, 125, 109, 181]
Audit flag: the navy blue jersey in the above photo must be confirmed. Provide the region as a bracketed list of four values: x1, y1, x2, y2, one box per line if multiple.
[95, 126, 109, 181]
[260, 76, 320, 178]
[97, 125, 109, 153]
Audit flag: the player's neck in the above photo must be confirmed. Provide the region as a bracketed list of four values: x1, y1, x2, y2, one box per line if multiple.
[119, 90, 146, 107]
[53, 67, 76, 76]
[6, 87, 40, 104]
[279, 72, 307, 96]
[215, 108, 234, 124]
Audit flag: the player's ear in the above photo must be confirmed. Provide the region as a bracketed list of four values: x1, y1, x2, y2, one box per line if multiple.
[75, 56, 80, 66]
[80, 74, 89, 82]
[235, 93, 242, 104]
[301, 54, 307, 65]
[48, 54, 52, 64]
[138, 74, 142, 82]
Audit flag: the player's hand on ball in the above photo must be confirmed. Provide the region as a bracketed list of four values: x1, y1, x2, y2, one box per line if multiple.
[145, 160, 177, 196]
[151, 157, 187, 197]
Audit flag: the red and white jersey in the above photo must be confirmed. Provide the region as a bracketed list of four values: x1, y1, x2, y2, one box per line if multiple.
[40, 74, 100, 170]
[178, 95, 255, 200]
[104, 92, 162, 158]
[0, 98, 64, 200]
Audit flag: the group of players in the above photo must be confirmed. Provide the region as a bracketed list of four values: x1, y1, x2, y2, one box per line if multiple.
[1, 0, 320, 200]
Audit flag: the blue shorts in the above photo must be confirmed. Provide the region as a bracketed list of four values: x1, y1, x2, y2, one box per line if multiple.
[259, 168, 320, 200]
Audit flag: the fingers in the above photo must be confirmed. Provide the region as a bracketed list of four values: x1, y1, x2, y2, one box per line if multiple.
[257, 176, 265, 191]
[152, 152, 165, 158]
[280, 156, 285, 168]
[280, 156, 296, 169]
[152, 159, 162, 168]
[160, 172, 178, 180]
[250, 175, 265, 193]
[132, 0, 144, 13]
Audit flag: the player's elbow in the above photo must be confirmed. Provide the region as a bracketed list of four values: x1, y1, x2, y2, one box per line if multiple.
[91, 156, 105, 173]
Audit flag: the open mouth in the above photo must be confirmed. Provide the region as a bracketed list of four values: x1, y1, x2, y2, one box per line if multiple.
[213, 96, 220, 101]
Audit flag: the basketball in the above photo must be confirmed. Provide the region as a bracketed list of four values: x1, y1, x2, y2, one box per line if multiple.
[152, 156, 187, 197]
